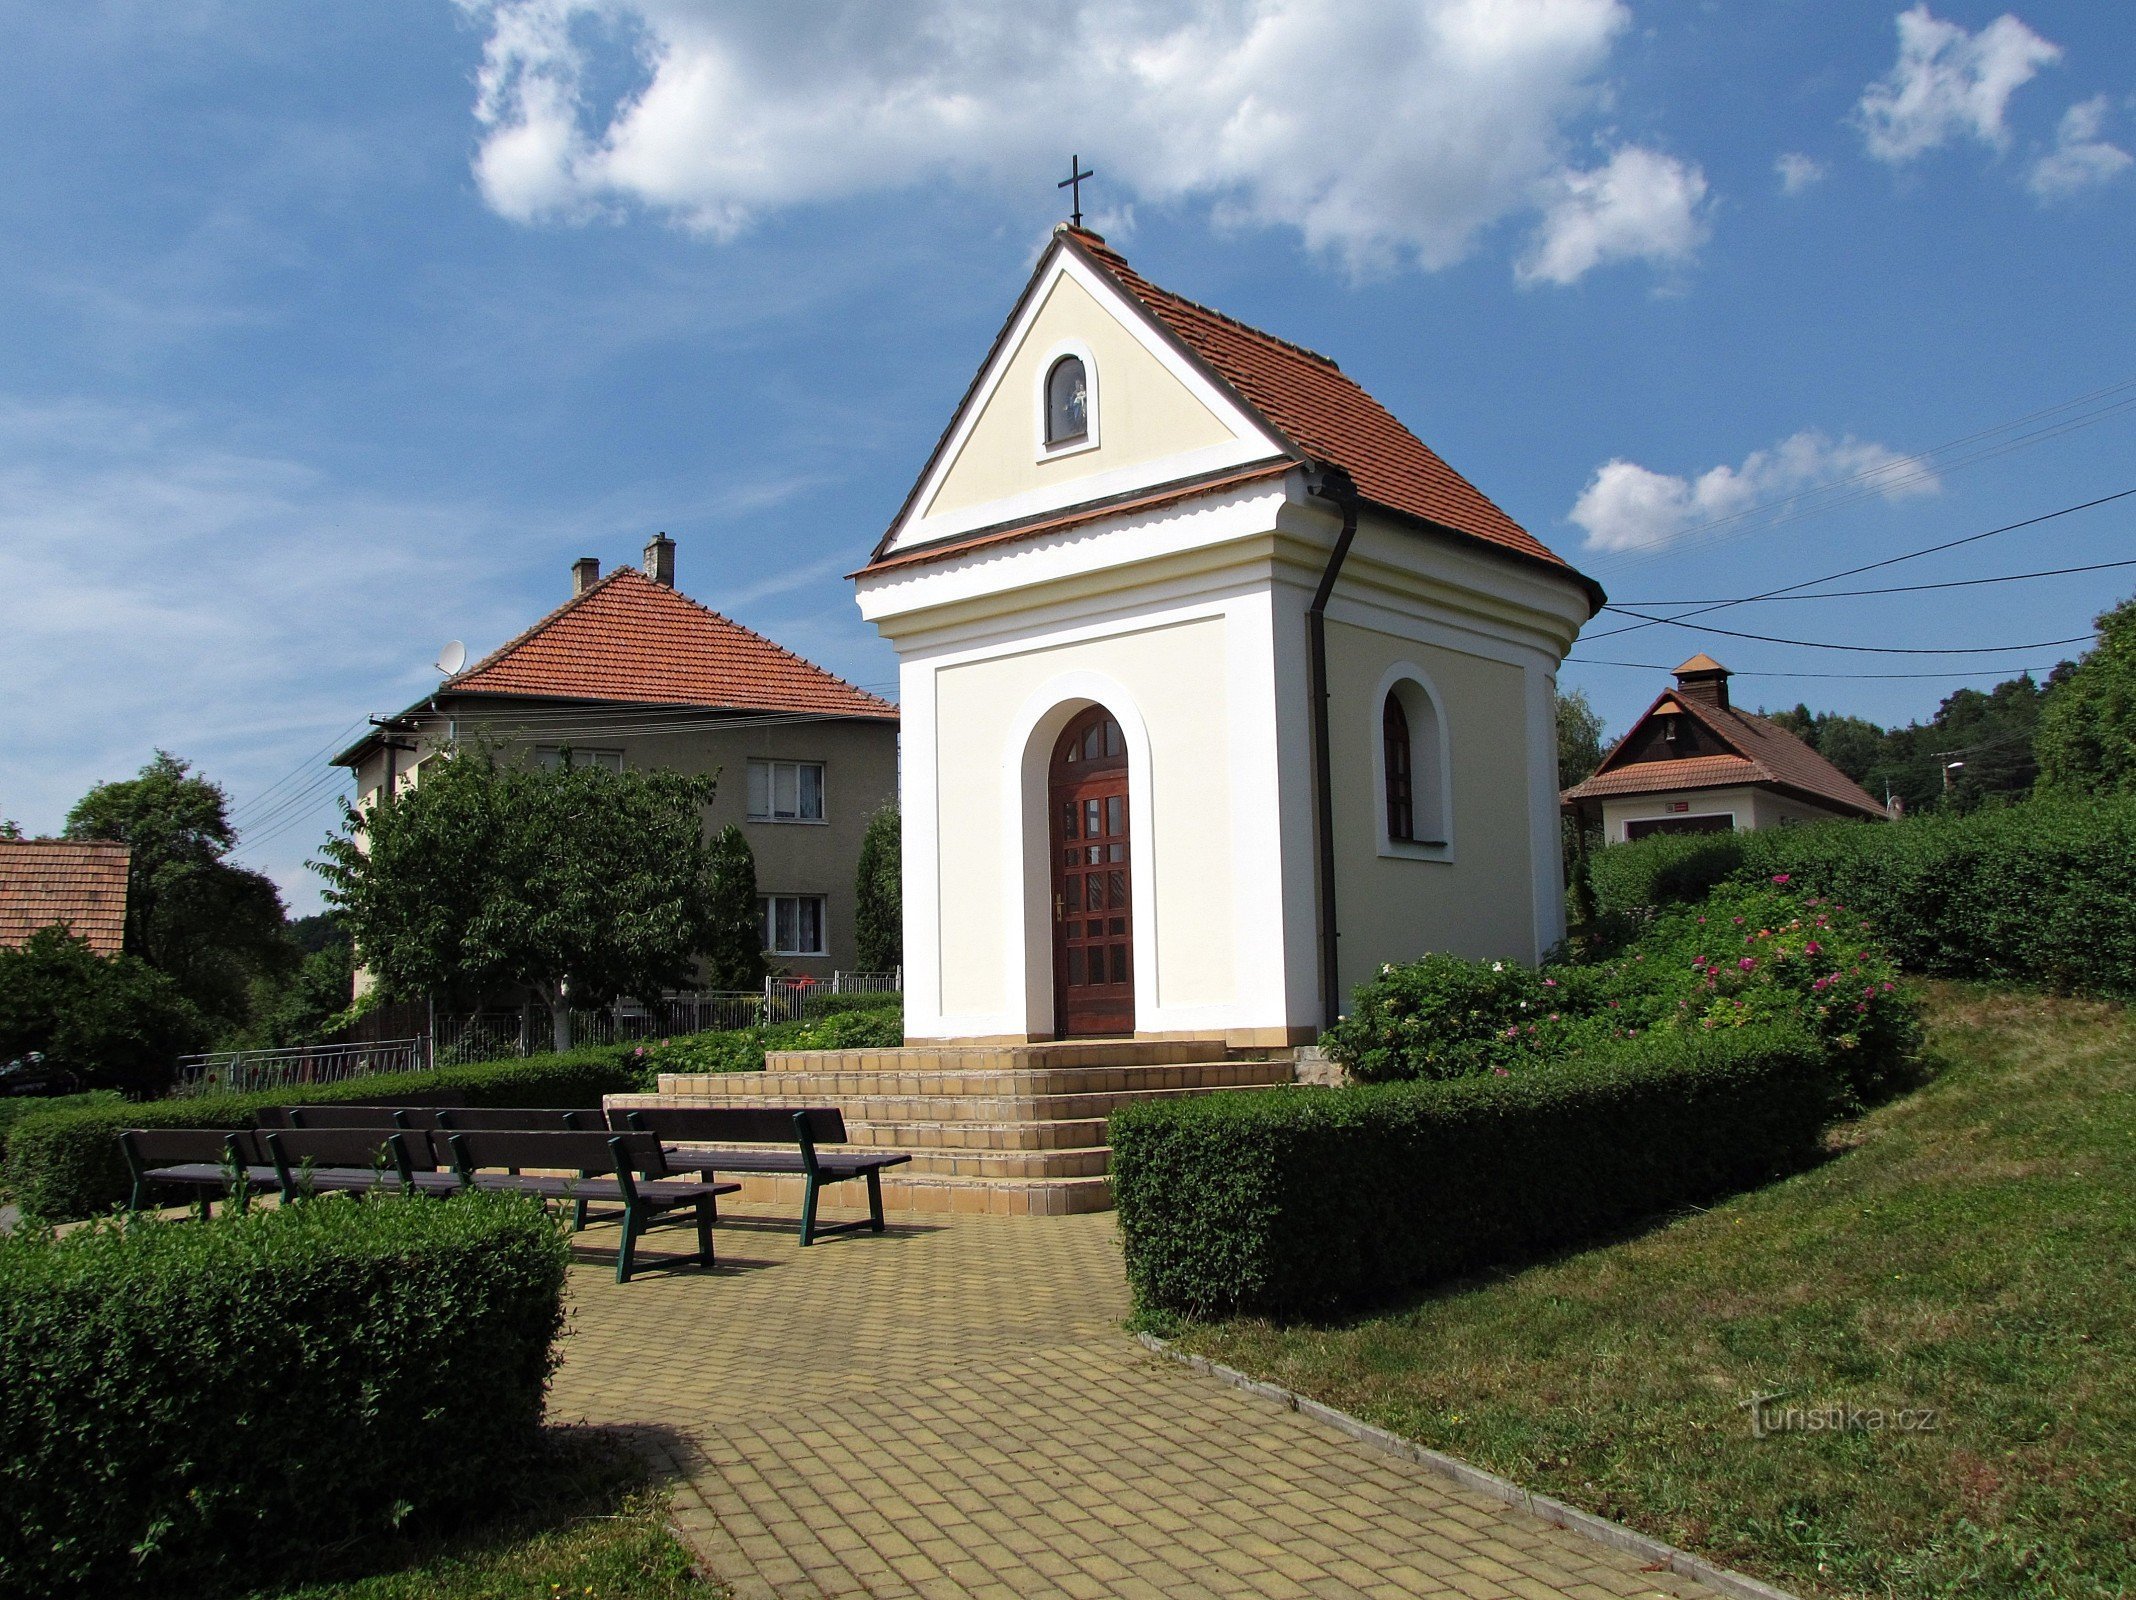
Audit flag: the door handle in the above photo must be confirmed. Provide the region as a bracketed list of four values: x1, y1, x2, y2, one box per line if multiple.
[1053, 892, 1064, 922]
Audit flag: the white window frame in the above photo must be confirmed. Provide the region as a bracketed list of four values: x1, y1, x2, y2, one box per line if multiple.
[1033, 338, 1100, 462]
[1370, 663, 1454, 863]
[534, 746, 622, 772]
[747, 759, 826, 824]
[759, 893, 829, 956]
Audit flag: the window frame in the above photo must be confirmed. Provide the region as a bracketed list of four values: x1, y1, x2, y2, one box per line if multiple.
[1032, 339, 1100, 461]
[758, 892, 829, 956]
[533, 746, 623, 773]
[1369, 665, 1454, 863]
[746, 758, 827, 824]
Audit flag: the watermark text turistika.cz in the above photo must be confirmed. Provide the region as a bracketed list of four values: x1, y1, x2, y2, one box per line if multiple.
[1737, 1392, 1940, 1438]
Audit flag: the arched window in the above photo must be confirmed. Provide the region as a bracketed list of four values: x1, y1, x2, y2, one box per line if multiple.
[1383, 693, 1414, 842]
[1045, 355, 1088, 445]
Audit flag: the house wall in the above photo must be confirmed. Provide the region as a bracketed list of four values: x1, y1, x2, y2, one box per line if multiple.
[1599, 785, 1859, 842]
[347, 708, 899, 979]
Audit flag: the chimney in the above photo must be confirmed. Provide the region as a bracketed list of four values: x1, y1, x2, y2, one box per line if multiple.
[643, 532, 676, 587]
[572, 556, 600, 596]
[1673, 653, 1731, 711]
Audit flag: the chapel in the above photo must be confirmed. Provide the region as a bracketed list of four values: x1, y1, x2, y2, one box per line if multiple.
[854, 224, 1604, 1046]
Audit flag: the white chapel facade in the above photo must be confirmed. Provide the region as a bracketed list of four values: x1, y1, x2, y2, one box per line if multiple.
[854, 226, 1603, 1047]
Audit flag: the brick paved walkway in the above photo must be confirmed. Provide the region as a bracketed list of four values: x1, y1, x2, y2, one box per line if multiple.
[552, 1208, 1714, 1600]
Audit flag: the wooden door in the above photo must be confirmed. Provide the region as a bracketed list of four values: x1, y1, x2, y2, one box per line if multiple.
[1050, 707, 1135, 1036]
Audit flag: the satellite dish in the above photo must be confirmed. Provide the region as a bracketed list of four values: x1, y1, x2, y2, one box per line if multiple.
[435, 640, 466, 676]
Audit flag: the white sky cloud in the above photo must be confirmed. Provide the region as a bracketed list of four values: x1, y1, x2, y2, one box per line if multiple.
[456, 0, 1706, 283]
[1855, 5, 2061, 164]
[1775, 152, 1826, 195]
[1567, 430, 1938, 555]
[2028, 96, 2134, 200]
[1516, 145, 1710, 286]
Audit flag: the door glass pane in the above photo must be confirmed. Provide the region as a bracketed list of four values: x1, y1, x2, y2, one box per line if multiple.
[1084, 799, 1100, 837]
[799, 764, 824, 821]
[747, 761, 769, 817]
[1061, 801, 1077, 839]
[1109, 945, 1128, 983]
[1084, 725, 1101, 759]
[1104, 719, 1122, 757]
[1062, 877, 1080, 912]
[773, 763, 799, 819]
[1105, 796, 1122, 835]
[1108, 870, 1125, 908]
[1069, 947, 1086, 985]
[1108, 843, 1125, 862]
[1063, 848, 1078, 865]
[1110, 917, 1125, 936]
[1087, 845, 1102, 864]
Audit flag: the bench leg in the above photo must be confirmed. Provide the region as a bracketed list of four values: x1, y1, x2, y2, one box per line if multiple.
[800, 1174, 821, 1247]
[616, 1203, 640, 1284]
[695, 1195, 715, 1266]
[866, 1168, 885, 1234]
[573, 1194, 589, 1232]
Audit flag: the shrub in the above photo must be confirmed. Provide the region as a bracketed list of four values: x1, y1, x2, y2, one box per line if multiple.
[0, 1090, 122, 1143]
[805, 988, 903, 1019]
[0, 927, 206, 1096]
[638, 1008, 903, 1076]
[0, 1193, 566, 1597]
[1322, 954, 1552, 1082]
[1112, 1024, 1833, 1319]
[3, 1044, 642, 1221]
[1585, 797, 2136, 997]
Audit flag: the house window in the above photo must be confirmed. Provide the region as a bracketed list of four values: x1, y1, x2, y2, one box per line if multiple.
[534, 746, 622, 772]
[1045, 355, 1088, 445]
[747, 760, 825, 822]
[1383, 693, 1414, 842]
[760, 894, 827, 956]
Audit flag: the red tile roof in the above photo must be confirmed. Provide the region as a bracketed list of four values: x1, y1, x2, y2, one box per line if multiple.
[863, 227, 1598, 610]
[1565, 689, 1887, 820]
[446, 568, 897, 721]
[0, 839, 131, 955]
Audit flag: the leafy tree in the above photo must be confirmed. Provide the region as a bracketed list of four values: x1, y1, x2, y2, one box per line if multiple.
[243, 941, 356, 1049]
[1555, 688, 1607, 789]
[0, 926, 206, 1094]
[63, 752, 290, 1029]
[2037, 595, 2136, 797]
[854, 801, 902, 972]
[318, 749, 727, 1049]
[701, 824, 767, 992]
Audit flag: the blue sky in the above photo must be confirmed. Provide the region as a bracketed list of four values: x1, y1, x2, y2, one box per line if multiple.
[2, 1, 2131, 913]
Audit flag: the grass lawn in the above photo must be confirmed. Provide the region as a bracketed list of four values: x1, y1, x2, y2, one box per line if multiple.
[1179, 984, 2135, 1599]
[252, 1429, 720, 1600]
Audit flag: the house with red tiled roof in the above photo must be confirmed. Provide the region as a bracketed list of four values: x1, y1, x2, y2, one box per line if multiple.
[334, 538, 898, 977]
[854, 224, 1600, 1045]
[0, 838, 131, 955]
[1563, 655, 1891, 842]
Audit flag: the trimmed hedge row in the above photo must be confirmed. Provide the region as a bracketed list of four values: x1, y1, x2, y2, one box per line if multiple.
[4, 1045, 642, 1221]
[1586, 797, 2136, 997]
[0, 1194, 567, 1597]
[1111, 1025, 1832, 1319]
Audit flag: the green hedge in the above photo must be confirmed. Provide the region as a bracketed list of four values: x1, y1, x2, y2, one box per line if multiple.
[4, 1045, 642, 1221]
[1111, 1025, 1833, 1319]
[1586, 797, 2136, 996]
[0, 1193, 566, 1597]
[638, 1008, 904, 1075]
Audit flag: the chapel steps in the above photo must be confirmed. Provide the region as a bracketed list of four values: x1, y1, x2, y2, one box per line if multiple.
[606, 1040, 1298, 1215]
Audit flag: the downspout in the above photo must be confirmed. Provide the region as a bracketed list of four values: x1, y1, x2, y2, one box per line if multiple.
[1304, 465, 1359, 1030]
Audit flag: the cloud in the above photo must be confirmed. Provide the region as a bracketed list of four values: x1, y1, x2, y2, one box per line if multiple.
[455, 0, 1704, 282]
[1567, 430, 1937, 554]
[1856, 5, 2061, 164]
[2028, 96, 2133, 199]
[1775, 152, 1826, 195]
[1516, 145, 1710, 286]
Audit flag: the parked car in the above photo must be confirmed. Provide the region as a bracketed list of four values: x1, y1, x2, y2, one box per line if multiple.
[0, 1053, 84, 1098]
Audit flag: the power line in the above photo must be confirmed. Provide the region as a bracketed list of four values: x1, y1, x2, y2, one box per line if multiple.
[1596, 610, 2096, 655]
[1584, 487, 2136, 641]
[1615, 554, 2136, 607]
[1565, 657, 2063, 680]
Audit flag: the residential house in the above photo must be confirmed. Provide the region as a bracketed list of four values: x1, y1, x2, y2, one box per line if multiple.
[0, 838, 131, 955]
[334, 538, 899, 978]
[1562, 654, 1891, 841]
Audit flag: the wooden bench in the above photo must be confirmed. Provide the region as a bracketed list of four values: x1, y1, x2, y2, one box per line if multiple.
[261, 1127, 460, 1200]
[606, 1106, 910, 1246]
[255, 1095, 466, 1129]
[120, 1128, 277, 1215]
[434, 1129, 739, 1282]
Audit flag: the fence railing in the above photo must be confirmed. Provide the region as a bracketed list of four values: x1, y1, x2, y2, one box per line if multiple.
[174, 1038, 429, 1098]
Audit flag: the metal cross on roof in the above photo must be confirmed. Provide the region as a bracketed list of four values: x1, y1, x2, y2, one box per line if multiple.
[1058, 155, 1094, 229]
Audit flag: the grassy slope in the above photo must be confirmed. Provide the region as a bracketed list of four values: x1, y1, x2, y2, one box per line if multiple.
[252, 1431, 719, 1600]
[1181, 985, 2135, 1599]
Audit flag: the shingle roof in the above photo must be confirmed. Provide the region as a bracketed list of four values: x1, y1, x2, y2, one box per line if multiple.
[1564, 689, 1888, 819]
[0, 839, 131, 955]
[445, 568, 897, 721]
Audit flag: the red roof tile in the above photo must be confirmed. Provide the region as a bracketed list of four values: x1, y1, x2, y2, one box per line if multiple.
[447, 568, 897, 721]
[0, 839, 131, 955]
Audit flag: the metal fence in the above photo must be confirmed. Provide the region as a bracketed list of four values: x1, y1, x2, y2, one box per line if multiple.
[174, 1038, 429, 1098]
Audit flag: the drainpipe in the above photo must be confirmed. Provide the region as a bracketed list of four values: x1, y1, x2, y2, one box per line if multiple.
[1304, 464, 1359, 1031]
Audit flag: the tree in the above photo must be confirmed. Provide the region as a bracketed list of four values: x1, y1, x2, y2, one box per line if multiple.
[701, 825, 766, 992]
[2037, 595, 2136, 797]
[0, 926, 206, 1094]
[853, 801, 902, 973]
[63, 752, 289, 1029]
[318, 750, 727, 1050]
[1554, 688, 1607, 789]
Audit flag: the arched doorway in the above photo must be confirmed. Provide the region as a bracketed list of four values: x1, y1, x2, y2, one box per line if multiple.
[1049, 705, 1135, 1036]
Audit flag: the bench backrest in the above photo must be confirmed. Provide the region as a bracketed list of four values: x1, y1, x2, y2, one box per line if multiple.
[433, 1107, 598, 1134]
[121, 1127, 262, 1168]
[263, 1127, 433, 1181]
[281, 1105, 445, 1131]
[255, 1094, 466, 1130]
[438, 1128, 671, 1179]
[607, 1105, 849, 1146]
